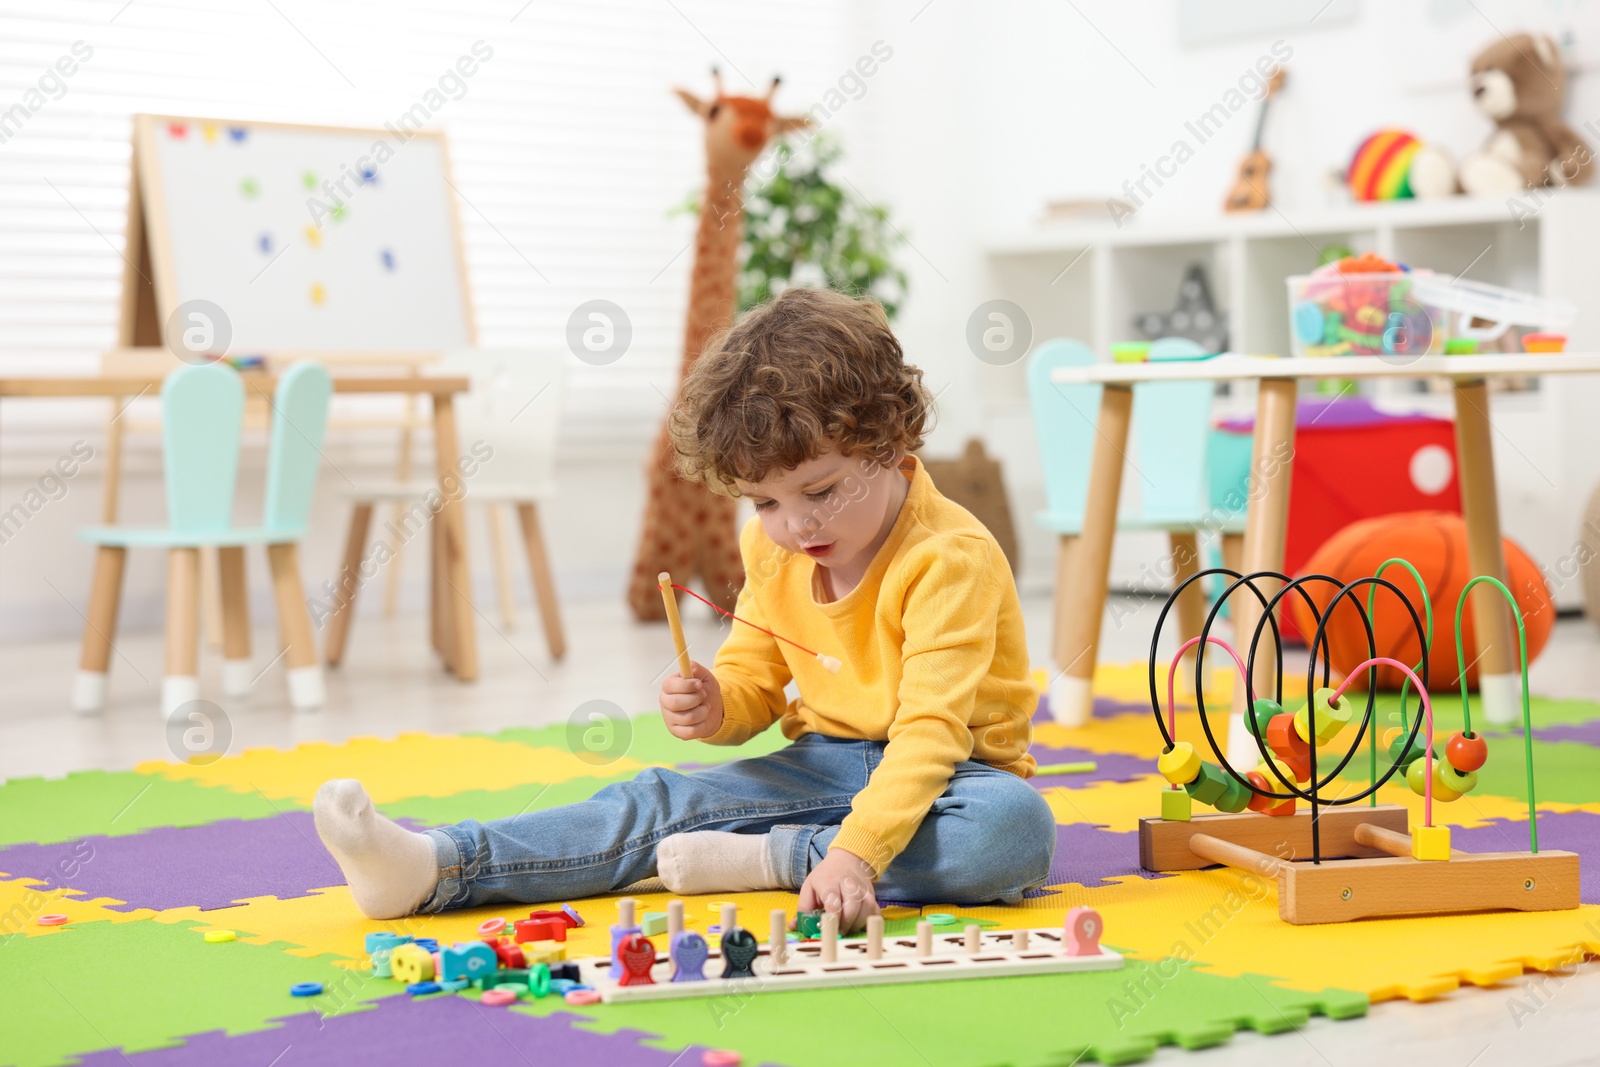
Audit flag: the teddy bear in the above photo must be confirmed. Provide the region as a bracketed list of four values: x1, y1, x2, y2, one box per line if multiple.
[1410, 32, 1592, 197]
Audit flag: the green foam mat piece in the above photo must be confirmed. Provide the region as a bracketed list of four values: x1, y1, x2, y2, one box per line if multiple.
[477, 711, 791, 768]
[0, 771, 299, 849]
[0, 917, 395, 1067]
[526, 955, 1366, 1067]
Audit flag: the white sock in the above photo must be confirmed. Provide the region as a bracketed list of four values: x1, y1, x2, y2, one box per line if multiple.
[313, 778, 439, 919]
[656, 830, 783, 895]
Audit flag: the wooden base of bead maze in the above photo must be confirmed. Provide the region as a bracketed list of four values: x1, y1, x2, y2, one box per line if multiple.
[578, 925, 1124, 1004]
[1141, 806, 1579, 925]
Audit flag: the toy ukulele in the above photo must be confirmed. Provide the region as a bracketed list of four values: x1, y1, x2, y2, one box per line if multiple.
[1224, 68, 1285, 213]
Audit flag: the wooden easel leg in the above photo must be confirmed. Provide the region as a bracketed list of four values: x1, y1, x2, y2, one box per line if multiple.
[163, 548, 202, 718]
[1227, 378, 1296, 767]
[267, 543, 325, 709]
[325, 503, 372, 668]
[74, 546, 127, 712]
[1053, 384, 1133, 726]
[218, 546, 251, 697]
[516, 501, 566, 661]
[1453, 378, 1518, 724]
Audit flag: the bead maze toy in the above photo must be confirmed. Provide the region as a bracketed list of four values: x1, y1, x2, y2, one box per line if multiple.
[1139, 562, 1579, 925]
[363, 899, 1122, 1006]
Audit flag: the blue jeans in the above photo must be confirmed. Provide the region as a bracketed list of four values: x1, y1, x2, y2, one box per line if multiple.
[419, 734, 1057, 913]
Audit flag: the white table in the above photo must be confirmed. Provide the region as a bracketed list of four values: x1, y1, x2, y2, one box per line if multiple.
[1048, 353, 1600, 765]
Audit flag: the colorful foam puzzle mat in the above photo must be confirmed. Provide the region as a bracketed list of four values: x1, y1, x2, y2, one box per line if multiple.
[4, 662, 1599, 1067]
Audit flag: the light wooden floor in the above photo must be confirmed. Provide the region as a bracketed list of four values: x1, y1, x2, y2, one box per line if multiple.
[4, 589, 1598, 1064]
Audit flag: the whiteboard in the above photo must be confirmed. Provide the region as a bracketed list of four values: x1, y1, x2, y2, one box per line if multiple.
[138, 115, 474, 353]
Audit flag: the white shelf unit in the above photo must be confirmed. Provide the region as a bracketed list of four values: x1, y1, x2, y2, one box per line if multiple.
[983, 193, 1600, 609]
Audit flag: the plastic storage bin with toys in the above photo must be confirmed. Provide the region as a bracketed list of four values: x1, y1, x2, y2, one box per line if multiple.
[1288, 253, 1573, 359]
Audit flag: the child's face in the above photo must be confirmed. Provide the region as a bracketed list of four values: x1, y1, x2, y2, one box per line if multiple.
[736, 445, 903, 572]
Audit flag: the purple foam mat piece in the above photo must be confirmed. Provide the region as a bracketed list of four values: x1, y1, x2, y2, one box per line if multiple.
[1026, 743, 1150, 788]
[71, 994, 792, 1067]
[1045, 822, 1169, 889]
[1032, 695, 1148, 725]
[0, 812, 424, 912]
[1451, 811, 1600, 904]
[1530, 721, 1600, 747]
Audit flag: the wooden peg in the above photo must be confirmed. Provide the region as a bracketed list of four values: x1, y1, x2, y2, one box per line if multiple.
[668, 899, 685, 944]
[1014, 928, 1030, 951]
[720, 902, 737, 937]
[866, 915, 883, 959]
[619, 897, 637, 928]
[916, 920, 932, 957]
[820, 913, 838, 962]
[659, 572, 692, 676]
[964, 924, 981, 954]
[769, 909, 788, 967]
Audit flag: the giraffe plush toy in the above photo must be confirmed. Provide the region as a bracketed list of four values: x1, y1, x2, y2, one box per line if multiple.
[626, 71, 809, 621]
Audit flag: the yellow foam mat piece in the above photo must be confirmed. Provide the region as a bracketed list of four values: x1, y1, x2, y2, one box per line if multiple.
[0, 877, 160, 936]
[133, 732, 649, 805]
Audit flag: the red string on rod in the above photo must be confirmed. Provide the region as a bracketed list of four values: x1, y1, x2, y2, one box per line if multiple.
[670, 583, 842, 672]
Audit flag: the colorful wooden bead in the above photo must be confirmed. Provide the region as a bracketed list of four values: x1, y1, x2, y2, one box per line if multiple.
[617, 933, 657, 986]
[1183, 761, 1230, 805]
[670, 930, 708, 982]
[388, 943, 434, 984]
[481, 987, 518, 1006]
[529, 963, 551, 998]
[440, 941, 497, 983]
[1411, 824, 1451, 861]
[1446, 731, 1488, 772]
[477, 917, 506, 937]
[1264, 715, 1312, 780]
[1063, 906, 1103, 957]
[1244, 770, 1274, 813]
[1292, 692, 1353, 744]
[1405, 759, 1461, 800]
[1160, 786, 1192, 822]
[720, 928, 760, 978]
[1247, 698, 1282, 738]
[1157, 742, 1202, 785]
[1212, 772, 1253, 813]
[1436, 761, 1478, 796]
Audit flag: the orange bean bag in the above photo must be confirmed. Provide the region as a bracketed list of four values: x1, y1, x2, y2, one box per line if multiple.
[1288, 511, 1553, 690]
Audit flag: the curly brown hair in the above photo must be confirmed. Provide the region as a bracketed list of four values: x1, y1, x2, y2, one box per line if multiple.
[669, 287, 933, 494]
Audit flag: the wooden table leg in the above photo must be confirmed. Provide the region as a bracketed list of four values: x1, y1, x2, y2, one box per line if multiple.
[1453, 378, 1518, 724]
[74, 545, 127, 713]
[431, 393, 478, 681]
[218, 546, 251, 697]
[1052, 384, 1133, 726]
[1227, 378, 1297, 767]
[1051, 533, 1077, 669]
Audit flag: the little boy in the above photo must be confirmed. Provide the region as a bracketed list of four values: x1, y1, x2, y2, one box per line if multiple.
[314, 287, 1055, 931]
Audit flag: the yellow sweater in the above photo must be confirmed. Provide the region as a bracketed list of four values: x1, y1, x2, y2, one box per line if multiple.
[705, 456, 1037, 877]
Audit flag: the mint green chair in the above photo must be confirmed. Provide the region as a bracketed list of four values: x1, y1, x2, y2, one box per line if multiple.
[74, 361, 333, 716]
[1027, 338, 1244, 672]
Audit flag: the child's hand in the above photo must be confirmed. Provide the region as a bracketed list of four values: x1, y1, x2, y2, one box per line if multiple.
[659, 662, 724, 740]
[799, 847, 880, 933]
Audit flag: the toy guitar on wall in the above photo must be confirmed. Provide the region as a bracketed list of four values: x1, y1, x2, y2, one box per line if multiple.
[1224, 69, 1285, 213]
